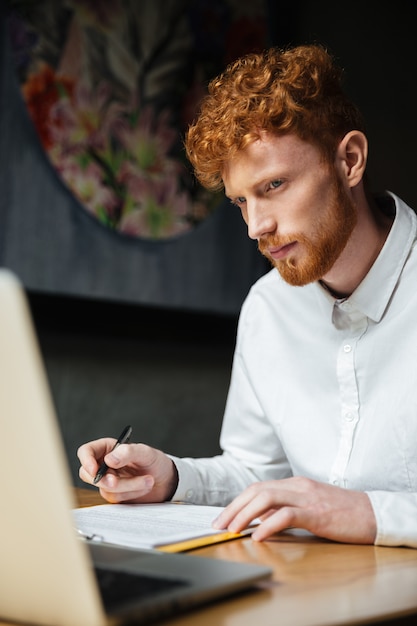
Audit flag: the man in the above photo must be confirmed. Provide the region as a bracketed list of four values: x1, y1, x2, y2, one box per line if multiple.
[78, 44, 417, 548]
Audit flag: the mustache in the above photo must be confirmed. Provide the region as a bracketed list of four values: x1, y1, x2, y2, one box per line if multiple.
[258, 234, 299, 255]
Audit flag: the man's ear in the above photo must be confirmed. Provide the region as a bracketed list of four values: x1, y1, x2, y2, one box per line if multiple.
[335, 130, 368, 187]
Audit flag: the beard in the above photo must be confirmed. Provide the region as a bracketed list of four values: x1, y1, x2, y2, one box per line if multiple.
[258, 173, 357, 286]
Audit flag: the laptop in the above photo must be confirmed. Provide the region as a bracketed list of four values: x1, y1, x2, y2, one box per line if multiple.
[0, 269, 272, 626]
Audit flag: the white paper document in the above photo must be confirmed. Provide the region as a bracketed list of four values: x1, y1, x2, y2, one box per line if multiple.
[73, 502, 257, 552]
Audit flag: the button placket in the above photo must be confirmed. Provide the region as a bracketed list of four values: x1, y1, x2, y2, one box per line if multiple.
[329, 303, 368, 486]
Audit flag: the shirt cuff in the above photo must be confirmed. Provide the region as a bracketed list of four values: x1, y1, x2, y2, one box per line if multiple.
[167, 455, 199, 502]
[366, 490, 417, 548]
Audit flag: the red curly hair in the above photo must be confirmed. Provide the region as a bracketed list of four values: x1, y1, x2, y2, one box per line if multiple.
[185, 44, 365, 191]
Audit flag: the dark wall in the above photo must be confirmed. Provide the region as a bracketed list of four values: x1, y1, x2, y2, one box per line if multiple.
[281, 0, 416, 208]
[29, 294, 236, 486]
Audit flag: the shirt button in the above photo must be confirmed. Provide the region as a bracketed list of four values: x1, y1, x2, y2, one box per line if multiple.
[185, 489, 194, 499]
[345, 412, 354, 421]
[332, 479, 339, 486]
[343, 344, 352, 352]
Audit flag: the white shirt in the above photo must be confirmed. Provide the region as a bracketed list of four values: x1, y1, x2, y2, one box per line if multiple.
[171, 192, 417, 548]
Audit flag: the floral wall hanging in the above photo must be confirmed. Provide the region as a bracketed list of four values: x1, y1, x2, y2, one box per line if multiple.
[7, 0, 270, 240]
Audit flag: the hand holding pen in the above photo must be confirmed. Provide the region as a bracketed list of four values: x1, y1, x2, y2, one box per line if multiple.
[93, 425, 132, 484]
[78, 426, 179, 502]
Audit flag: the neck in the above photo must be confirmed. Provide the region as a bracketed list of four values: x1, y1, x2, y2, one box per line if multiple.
[320, 192, 394, 298]
[319, 280, 350, 300]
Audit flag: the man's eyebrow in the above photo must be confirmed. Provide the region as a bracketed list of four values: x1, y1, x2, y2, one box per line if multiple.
[226, 175, 281, 200]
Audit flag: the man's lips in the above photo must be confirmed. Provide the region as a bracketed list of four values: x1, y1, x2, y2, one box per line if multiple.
[267, 241, 297, 260]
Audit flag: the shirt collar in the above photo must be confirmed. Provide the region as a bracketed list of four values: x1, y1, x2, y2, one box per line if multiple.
[349, 192, 417, 322]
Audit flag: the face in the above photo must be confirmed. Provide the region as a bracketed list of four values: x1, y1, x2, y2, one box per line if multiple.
[223, 132, 357, 286]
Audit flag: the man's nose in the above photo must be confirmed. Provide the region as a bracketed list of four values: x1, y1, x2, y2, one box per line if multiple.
[246, 201, 276, 240]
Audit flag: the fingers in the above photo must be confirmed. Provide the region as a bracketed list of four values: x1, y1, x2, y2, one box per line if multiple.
[213, 481, 291, 534]
[251, 507, 300, 541]
[77, 438, 114, 481]
[95, 474, 156, 504]
[77, 438, 178, 503]
[212, 488, 254, 530]
[214, 478, 378, 545]
[105, 441, 159, 471]
[78, 440, 154, 482]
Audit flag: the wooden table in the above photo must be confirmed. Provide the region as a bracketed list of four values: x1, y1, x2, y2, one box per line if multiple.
[76, 489, 417, 626]
[2, 489, 416, 626]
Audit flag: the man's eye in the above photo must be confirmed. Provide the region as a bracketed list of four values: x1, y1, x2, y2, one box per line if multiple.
[231, 197, 246, 207]
[269, 180, 282, 190]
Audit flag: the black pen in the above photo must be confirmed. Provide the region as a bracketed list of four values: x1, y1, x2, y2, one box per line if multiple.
[93, 425, 133, 485]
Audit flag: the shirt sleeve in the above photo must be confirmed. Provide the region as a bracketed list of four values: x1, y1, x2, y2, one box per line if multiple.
[367, 491, 417, 548]
[168, 452, 262, 505]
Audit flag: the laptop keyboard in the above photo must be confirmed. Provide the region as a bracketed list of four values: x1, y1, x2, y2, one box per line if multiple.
[95, 567, 189, 612]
